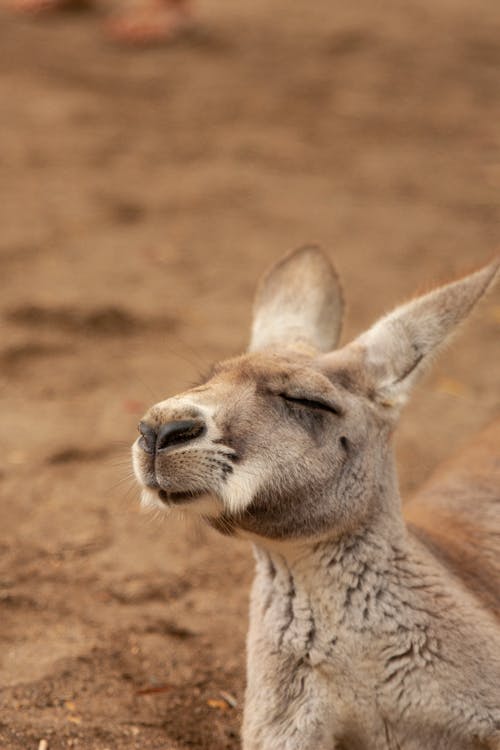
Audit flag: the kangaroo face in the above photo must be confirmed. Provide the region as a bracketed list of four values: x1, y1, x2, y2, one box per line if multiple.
[132, 346, 392, 540]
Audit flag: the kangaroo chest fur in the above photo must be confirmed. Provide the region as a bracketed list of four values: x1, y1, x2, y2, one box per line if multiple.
[242, 534, 500, 750]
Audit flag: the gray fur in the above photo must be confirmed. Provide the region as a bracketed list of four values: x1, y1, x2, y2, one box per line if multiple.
[132, 248, 500, 749]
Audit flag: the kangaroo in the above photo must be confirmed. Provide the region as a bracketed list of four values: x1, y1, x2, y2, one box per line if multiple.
[132, 246, 500, 750]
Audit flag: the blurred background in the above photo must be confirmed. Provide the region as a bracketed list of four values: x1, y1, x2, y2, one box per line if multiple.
[0, 1, 499, 748]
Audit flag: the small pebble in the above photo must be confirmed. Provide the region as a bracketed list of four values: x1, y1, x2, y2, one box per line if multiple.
[219, 690, 238, 708]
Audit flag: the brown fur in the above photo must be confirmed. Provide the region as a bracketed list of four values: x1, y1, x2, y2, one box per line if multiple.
[405, 417, 500, 620]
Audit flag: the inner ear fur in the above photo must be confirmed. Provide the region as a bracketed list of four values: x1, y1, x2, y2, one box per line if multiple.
[351, 260, 499, 407]
[249, 245, 344, 354]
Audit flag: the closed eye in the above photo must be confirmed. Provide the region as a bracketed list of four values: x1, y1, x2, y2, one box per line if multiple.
[279, 393, 341, 416]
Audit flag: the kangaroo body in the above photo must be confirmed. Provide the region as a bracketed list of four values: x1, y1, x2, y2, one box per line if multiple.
[406, 418, 500, 621]
[246, 485, 500, 749]
[132, 247, 500, 749]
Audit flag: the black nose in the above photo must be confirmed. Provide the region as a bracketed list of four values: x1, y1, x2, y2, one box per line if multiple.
[157, 419, 205, 451]
[138, 419, 205, 454]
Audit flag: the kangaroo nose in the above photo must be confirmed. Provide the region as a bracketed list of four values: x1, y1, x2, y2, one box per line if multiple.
[138, 419, 205, 454]
[157, 419, 205, 451]
[138, 421, 157, 454]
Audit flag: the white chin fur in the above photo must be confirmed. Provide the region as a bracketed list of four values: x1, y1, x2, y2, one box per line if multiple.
[219, 461, 267, 514]
[141, 488, 166, 511]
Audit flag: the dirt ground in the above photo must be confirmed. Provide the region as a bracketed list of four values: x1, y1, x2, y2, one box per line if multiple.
[0, 0, 499, 748]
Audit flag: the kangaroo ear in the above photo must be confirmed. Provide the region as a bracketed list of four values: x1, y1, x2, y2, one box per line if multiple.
[249, 245, 344, 353]
[352, 261, 499, 408]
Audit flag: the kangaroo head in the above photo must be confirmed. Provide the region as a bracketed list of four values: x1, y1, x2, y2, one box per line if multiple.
[132, 246, 498, 540]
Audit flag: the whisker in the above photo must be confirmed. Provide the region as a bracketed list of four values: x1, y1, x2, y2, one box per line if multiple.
[105, 473, 136, 493]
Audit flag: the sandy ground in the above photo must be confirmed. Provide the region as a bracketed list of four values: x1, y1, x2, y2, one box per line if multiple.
[0, 1, 499, 748]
